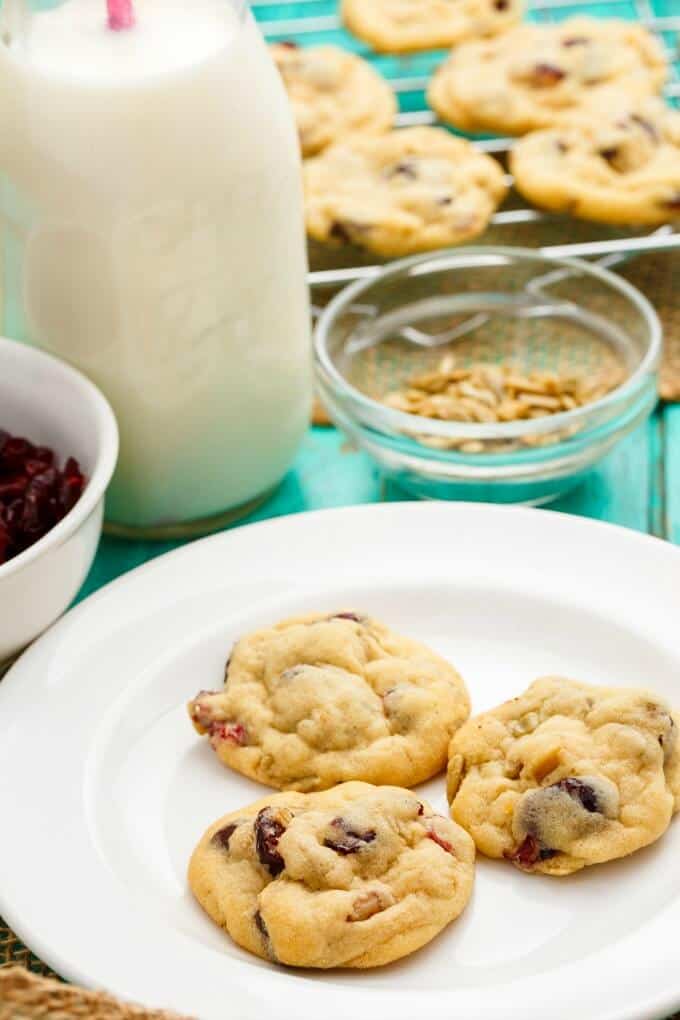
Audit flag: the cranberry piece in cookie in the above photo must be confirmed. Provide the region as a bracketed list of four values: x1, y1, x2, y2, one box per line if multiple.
[529, 63, 566, 87]
[254, 806, 290, 877]
[323, 816, 377, 855]
[209, 721, 248, 749]
[211, 823, 239, 851]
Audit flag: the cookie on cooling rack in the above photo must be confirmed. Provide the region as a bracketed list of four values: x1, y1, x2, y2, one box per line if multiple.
[447, 677, 680, 875]
[189, 782, 475, 968]
[510, 96, 680, 225]
[428, 17, 667, 136]
[341, 0, 523, 55]
[303, 126, 507, 258]
[270, 42, 396, 157]
[188, 610, 469, 791]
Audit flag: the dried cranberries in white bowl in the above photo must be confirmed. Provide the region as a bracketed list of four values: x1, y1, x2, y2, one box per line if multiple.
[0, 337, 118, 667]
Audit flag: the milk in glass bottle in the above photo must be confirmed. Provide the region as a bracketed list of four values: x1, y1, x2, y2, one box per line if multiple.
[0, 0, 311, 533]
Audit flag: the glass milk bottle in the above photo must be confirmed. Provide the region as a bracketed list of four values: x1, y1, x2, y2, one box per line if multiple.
[0, 0, 312, 535]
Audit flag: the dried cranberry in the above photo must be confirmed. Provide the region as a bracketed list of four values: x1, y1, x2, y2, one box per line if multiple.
[32, 446, 54, 466]
[494, 0, 509, 9]
[332, 612, 364, 622]
[531, 63, 566, 86]
[255, 807, 287, 876]
[323, 817, 377, 855]
[417, 802, 425, 816]
[25, 457, 50, 477]
[1, 436, 33, 471]
[212, 823, 238, 851]
[277, 39, 299, 49]
[209, 721, 248, 746]
[505, 834, 558, 869]
[426, 829, 454, 854]
[0, 474, 29, 501]
[553, 777, 599, 813]
[0, 429, 86, 566]
[562, 36, 588, 46]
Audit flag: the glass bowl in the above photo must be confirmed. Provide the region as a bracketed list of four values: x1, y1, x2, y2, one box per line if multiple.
[314, 247, 661, 504]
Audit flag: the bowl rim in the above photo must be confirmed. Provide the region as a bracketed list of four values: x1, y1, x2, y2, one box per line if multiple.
[0, 337, 119, 582]
[314, 245, 662, 442]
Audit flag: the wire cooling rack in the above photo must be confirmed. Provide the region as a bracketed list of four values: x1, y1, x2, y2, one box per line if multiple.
[252, 0, 680, 288]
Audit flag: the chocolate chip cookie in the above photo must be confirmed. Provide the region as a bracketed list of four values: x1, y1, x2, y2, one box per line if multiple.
[447, 677, 680, 875]
[188, 782, 475, 967]
[188, 611, 469, 791]
[271, 42, 396, 157]
[511, 97, 680, 225]
[303, 127, 507, 257]
[428, 18, 667, 136]
[341, 0, 523, 55]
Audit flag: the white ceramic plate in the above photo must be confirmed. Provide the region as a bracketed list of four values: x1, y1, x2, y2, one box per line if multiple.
[1, 503, 679, 1020]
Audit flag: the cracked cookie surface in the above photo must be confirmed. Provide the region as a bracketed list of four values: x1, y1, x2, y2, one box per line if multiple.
[188, 782, 475, 968]
[510, 97, 680, 225]
[189, 610, 469, 790]
[341, 0, 523, 55]
[271, 42, 396, 157]
[447, 676, 680, 875]
[428, 18, 667, 136]
[303, 127, 507, 257]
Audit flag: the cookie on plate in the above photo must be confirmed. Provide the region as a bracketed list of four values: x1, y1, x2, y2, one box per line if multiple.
[428, 18, 667, 136]
[188, 610, 469, 791]
[510, 97, 680, 225]
[188, 782, 475, 968]
[271, 42, 396, 157]
[341, 0, 523, 55]
[447, 677, 680, 875]
[303, 127, 507, 257]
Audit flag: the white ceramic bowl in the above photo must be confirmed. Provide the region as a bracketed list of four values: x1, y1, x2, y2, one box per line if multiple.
[0, 338, 118, 667]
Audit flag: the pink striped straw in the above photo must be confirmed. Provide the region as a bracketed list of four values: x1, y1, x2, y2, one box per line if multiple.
[107, 0, 135, 31]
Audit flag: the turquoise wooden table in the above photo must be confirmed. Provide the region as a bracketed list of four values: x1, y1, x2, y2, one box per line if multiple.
[80, 408, 680, 605]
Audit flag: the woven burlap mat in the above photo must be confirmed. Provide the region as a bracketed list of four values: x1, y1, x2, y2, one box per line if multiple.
[0, 967, 193, 1019]
[616, 252, 680, 400]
